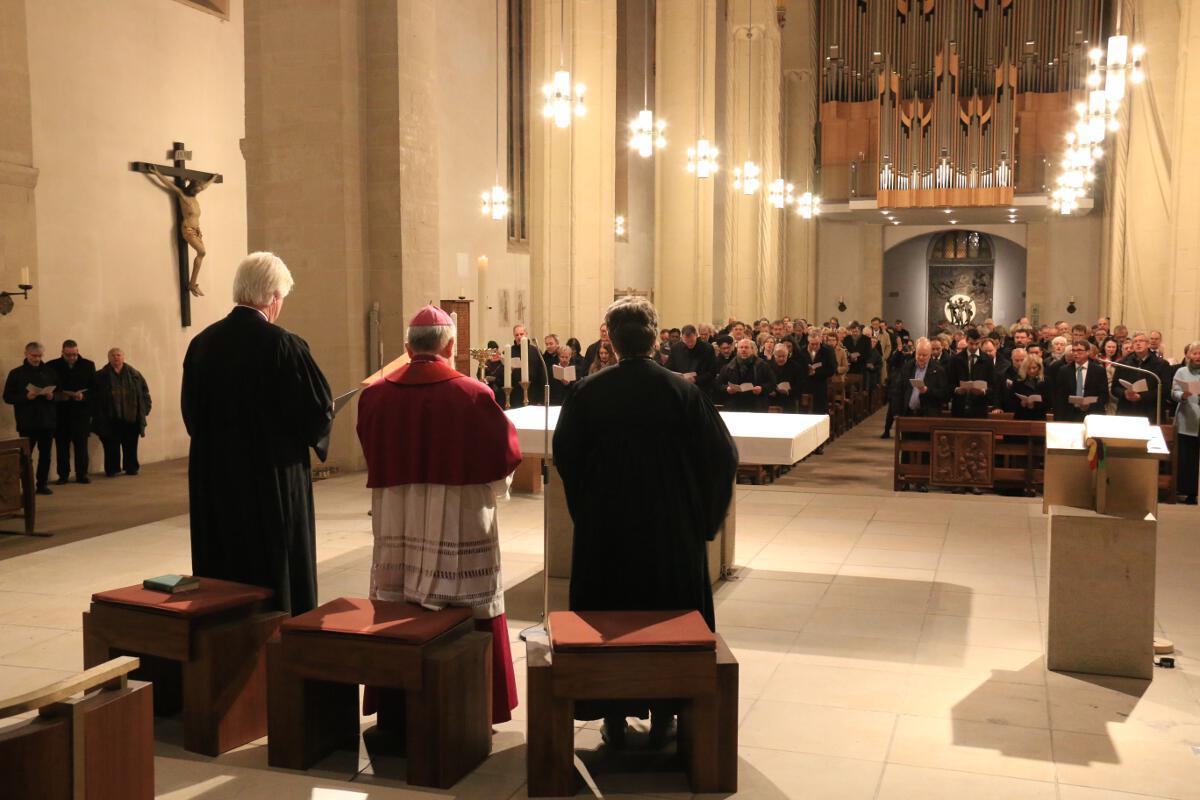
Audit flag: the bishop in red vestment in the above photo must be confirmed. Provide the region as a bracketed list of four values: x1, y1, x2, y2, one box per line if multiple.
[357, 305, 522, 724]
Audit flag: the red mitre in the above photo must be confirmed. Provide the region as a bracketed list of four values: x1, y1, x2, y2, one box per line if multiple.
[410, 304, 453, 327]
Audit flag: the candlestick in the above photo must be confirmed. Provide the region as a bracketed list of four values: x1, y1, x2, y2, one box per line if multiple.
[519, 335, 530, 384]
[520, 380, 530, 407]
[503, 386, 512, 409]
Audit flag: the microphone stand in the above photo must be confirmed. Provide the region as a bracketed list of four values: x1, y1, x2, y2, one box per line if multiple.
[519, 340, 554, 641]
[1098, 357, 1162, 426]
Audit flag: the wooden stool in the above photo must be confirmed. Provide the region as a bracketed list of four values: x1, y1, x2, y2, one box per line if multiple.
[527, 610, 738, 797]
[266, 597, 491, 789]
[0, 657, 153, 800]
[82, 578, 285, 756]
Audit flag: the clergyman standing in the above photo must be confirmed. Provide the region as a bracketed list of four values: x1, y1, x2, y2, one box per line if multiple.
[553, 297, 738, 748]
[183, 252, 333, 614]
[3, 342, 58, 494]
[48, 339, 96, 484]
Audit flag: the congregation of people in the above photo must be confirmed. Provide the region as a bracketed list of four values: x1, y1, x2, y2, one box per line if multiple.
[3, 340, 152, 494]
[478, 313, 1200, 505]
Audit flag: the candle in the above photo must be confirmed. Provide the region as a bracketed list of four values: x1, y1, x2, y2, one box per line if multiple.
[449, 311, 458, 359]
[476, 256, 488, 349]
[519, 334, 529, 384]
[20, 267, 30, 286]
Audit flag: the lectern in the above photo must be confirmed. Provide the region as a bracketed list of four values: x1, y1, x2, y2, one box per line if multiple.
[1043, 415, 1164, 679]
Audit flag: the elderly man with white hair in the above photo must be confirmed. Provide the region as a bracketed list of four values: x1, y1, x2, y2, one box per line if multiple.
[182, 251, 333, 614]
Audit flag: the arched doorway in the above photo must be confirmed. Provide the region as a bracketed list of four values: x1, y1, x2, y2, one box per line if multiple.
[926, 231, 995, 335]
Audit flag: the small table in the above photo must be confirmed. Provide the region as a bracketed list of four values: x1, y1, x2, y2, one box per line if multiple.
[82, 578, 285, 756]
[527, 610, 738, 797]
[266, 597, 492, 789]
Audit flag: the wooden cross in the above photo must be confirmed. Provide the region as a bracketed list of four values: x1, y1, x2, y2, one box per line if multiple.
[130, 141, 222, 327]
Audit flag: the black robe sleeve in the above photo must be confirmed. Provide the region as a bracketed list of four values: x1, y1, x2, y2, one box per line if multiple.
[277, 333, 334, 449]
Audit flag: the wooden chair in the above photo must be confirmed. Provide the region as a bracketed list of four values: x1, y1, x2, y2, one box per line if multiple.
[0, 437, 38, 536]
[83, 578, 285, 756]
[527, 610, 738, 797]
[0, 656, 153, 799]
[267, 597, 491, 789]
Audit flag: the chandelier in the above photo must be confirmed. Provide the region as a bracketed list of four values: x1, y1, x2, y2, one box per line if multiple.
[628, 0, 664, 158]
[614, 215, 626, 238]
[686, 139, 719, 177]
[480, 2, 509, 219]
[733, 160, 760, 195]
[1052, 35, 1144, 215]
[542, 1, 585, 129]
[794, 191, 821, 219]
[767, 179, 793, 209]
[733, 0, 759, 196]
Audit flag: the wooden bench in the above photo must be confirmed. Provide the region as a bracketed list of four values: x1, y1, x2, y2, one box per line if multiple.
[267, 597, 491, 788]
[527, 610, 738, 797]
[0, 437, 38, 536]
[0, 656, 153, 799]
[894, 417, 1177, 501]
[83, 577, 285, 756]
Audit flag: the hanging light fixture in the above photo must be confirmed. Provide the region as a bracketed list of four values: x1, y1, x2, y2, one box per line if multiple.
[767, 179, 794, 209]
[794, 191, 821, 219]
[542, 0, 585, 128]
[481, 2, 509, 219]
[629, 0, 665, 157]
[686, 2, 718, 177]
[732, 0, 759, 196]
[615, 215, 627, 238]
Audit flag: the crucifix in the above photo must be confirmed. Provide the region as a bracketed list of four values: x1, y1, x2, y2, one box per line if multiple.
[130, 141, 222, 327]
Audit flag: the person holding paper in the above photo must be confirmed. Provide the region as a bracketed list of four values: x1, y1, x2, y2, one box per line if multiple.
[717, 338, 775, 411]
[507, 324, 546, 406]
[47, 340, 96, 484]
[1170, 341, 1200, 503]
[950, 329, 995, 418]
[3, 341, 59, 494]
[890, 337, 947, 423]
[549, 344, 583, 404]
[796, 329, 837, 415]
[766, 343, 804, 413]
[1005, 354, 1048, 421]
[183, 252, 333, 614]
[356, 304, 522, 724]
[666, 324, 716, 393]
[1111, 331, 1166, 422]
[842, 322, 872, 375]
[1052, 341, 1107, 422]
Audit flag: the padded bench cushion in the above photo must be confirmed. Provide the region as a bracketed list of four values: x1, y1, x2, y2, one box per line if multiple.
[281, 597, 471, 644]
[548, 610, 716, 652]
[92, 578, 273, 618]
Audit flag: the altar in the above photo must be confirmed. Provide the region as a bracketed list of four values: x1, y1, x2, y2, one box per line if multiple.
[504, 406, 830, 584]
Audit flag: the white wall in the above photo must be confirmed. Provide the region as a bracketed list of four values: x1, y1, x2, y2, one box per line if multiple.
[434, 0, 530, 349]
[25, 0, 246, 463]
[816, 219, 880, 323]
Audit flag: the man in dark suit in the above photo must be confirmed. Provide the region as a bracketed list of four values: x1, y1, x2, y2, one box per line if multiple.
[949, 330, 995, 418]
[891, 338, 948, 420]
[47, 339, 96, 484]
[1111, 331, 1167, 422]
[842, 321, 873, 375]
[795, 329, 838, 415]
[1053, 341, 1109, 421]
[666, 324, 717, 395]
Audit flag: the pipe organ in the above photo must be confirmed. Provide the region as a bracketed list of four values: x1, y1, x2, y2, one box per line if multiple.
[817, 0, 1105, 207]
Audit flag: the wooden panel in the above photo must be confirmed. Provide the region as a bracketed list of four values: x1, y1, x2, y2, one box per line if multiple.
[0, 451, 22, 514]
[81, 681, 154, 800]
[0, 716, 71, 800]
[440, 300, 472, 375]
[551, 650, 717, 699]
[931, 429, 994, 487]
[525, 638, 578, 797]
[84, 605, 191, 662]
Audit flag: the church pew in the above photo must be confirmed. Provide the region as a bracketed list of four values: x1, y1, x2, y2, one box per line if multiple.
[893, 418, 1177, 499]
[0, 656, 153, 799]
[0, 437, 38, 536]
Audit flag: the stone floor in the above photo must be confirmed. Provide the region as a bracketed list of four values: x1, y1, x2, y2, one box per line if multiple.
[1, 442, 1199, 798]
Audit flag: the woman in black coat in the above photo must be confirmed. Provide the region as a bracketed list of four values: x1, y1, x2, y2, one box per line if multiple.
[1005, 354, 1048, 420]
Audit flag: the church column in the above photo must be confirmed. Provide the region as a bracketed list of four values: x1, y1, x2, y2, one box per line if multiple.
[530, 0, 617, 343]
[780, 0, 818, 320]
[0, 0, 41, 440]
[1164, 1, 1200, 353]
[654, 0, 716, 328]
[722, 0, 783, 322]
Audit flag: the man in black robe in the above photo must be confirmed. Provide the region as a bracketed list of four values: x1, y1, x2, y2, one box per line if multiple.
[48, 340, 96, 484]
[183, 252, 333, 615]
[553, 296, 737, 747]
[666, 324, 717, 395]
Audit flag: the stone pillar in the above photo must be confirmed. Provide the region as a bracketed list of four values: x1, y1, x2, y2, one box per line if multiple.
[721, 0, 783, 322]
[529, 0, 616, 343]
[1164, 1, 1200, 353]
[780, 0, 818, 320]
[245, 0, 443, 469]
[653, 0, 716, 328]
[0, 0, 40, 440]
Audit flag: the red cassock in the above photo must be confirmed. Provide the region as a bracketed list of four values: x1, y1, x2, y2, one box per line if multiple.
[357, 353, 522, 723]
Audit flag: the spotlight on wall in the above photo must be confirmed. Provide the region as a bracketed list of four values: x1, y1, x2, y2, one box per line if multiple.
[837, 297, 847, 313]
[1066, 297, 1077, 315]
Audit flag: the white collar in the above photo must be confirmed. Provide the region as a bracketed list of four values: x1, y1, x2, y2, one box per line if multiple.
[237, 304, 269, 321]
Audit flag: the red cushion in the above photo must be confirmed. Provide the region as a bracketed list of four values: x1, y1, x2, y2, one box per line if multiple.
[92, 578, 273, 618]
[281, 597, 472, 644]
[548, 610, 716, 652]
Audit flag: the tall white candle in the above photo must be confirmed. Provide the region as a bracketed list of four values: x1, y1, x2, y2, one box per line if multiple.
[503, 346, 511, 389]
[449, 311, 458, 364]
[477, 256, 488, 349]
[20, 267, 30, 286]
[519, 334, 529, 383]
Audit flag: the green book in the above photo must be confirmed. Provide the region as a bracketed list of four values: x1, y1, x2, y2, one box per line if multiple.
[143, 574, 200, 594]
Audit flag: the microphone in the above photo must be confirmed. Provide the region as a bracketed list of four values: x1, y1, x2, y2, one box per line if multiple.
[1097, 357, 1163, 426]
